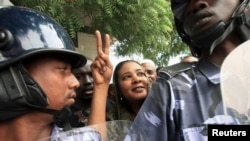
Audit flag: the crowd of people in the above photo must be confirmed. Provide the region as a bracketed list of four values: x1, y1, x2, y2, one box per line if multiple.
[1, 0, 250, 140]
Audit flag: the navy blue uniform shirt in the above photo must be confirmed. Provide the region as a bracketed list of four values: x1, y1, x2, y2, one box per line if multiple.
[129, 57, 244, 141]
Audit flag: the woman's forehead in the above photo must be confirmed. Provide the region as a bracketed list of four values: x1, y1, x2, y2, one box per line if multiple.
[120, 61, 142, 70]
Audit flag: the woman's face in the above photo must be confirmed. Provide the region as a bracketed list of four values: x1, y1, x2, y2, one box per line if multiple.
[117, 61, 148, 103]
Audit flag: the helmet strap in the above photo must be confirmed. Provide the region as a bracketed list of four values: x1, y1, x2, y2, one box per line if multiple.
[0, 63, 67, 121]
[189, 1, 250, 54]
[190, 20, 227, 50]
[210, 2, 250, 54]
[18, 63, 50, 106]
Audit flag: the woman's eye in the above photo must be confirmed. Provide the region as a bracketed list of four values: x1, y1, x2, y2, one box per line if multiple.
[60, 68, 66, 71]
[123, 75, 130, 80]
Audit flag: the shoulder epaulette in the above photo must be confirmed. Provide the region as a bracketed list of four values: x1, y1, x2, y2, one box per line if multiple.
[160, 62, 196, 79]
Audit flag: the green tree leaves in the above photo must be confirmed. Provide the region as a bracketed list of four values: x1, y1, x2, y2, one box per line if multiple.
[10, 0, 190, 65]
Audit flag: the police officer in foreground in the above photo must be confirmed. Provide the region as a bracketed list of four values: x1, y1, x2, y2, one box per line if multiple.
[130, 0, 250, 140]
[0, 6, 111, 141]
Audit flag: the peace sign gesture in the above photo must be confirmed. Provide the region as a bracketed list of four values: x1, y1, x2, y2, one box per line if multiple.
[88, 30, 113, 134]
[91, 30, 113, 86]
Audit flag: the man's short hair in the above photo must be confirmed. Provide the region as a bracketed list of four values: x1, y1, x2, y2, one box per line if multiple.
[140, 59, 156, 68]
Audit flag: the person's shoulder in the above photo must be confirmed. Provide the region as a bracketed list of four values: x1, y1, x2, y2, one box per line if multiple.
[159, 62, 196, 79]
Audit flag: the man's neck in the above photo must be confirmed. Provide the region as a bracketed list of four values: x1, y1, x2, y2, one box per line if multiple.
[206, 34, 241, 66]
[0, 113, 53, 141]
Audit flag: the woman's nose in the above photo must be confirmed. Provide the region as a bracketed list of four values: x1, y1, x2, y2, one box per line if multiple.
[132, 76, 141, 83]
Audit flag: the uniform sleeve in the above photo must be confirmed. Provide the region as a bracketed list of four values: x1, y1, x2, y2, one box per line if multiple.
[47, 125, 103, 141]
[128, 77, 174, 141]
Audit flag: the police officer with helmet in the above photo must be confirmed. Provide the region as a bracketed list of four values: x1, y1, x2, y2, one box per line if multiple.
[0, 6, 112, 141]
[130, 0, 250, 140]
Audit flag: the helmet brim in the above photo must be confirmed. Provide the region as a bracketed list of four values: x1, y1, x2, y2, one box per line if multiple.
[0, 48, 87, 69]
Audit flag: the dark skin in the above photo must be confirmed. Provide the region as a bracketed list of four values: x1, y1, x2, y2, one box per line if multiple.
[205, 32, 241, 66]
[72, 59, 94, 110]
[183, 0, 241, 66]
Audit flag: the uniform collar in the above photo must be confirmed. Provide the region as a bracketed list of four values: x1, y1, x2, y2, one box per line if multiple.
[197, 57, 220, 85]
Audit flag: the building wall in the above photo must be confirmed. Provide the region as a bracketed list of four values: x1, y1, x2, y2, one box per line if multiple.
[76, 32, 97, 60]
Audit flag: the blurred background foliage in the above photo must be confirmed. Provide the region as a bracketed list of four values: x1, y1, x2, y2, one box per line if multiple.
[10, 0, 190, 66]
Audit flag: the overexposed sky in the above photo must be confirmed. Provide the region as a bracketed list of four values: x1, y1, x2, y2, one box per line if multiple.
[110, 48, 143, 69]
[110, 45, 183, 69]
[0, 0, 12, 5]
[109, 44, 185, 83]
